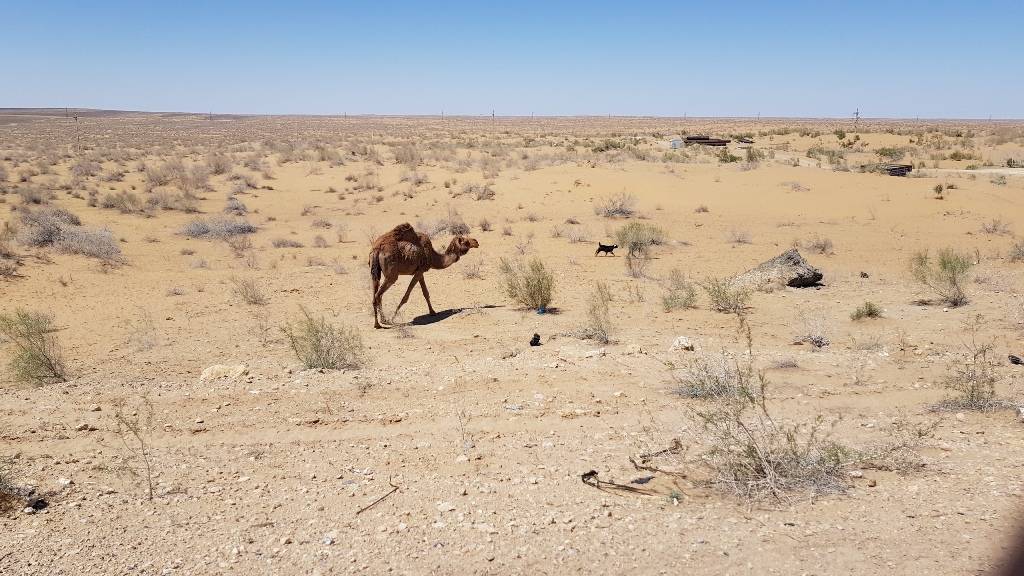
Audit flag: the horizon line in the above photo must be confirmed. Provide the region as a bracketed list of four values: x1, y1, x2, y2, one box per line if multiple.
[0, 107, 1021, 122]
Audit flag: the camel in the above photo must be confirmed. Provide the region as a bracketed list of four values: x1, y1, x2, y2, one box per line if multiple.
[368, 223, 479, 329]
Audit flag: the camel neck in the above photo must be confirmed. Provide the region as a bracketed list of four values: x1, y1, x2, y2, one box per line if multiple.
[430, 249, 460, 269]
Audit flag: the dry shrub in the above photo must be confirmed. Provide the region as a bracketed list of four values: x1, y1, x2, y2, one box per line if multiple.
[662, 268, 697, 311]
[17, 186, 50, 205]
[477, 218, 492, 232]
[850, 301, 882, 320]
[282, 306, 365, 370]
[572, 281, 614, 343]
[615, 221, 665, 256]
[17, 207, 123, 264]
[700, 277, 750, 314]
[934, 316, 1003, 411]
[100, 190, 145, 213]
[909, 248, 972, 306]
[206, 153, 233, 175]
[498, 257, 555, 310]
[594, 191, 637, 218]
[804, 235, 834, 255]
[272, 238, 304, 248]
[393, 144, 421, 167]
[231, 276, 268, 305]
[1010, 240, 1024, 263]
[0, 309, 68, 385]
[181, 217, 256, 240]
[224, 196, 248, 215]
[0, 457, 26, 513]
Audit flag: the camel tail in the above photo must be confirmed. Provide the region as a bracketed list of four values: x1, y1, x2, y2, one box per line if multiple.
[369, 249, 382, 285]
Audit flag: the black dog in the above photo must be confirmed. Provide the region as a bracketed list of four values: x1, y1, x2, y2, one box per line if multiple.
[595, 243, 618, 256]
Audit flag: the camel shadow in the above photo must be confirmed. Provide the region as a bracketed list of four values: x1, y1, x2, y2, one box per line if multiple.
[409, 304, 502, 326]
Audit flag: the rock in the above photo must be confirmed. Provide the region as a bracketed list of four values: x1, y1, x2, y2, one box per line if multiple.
[955, 412, 966, 422]
[848, 470, 864, 478]
[529, 333, 541, 347]
[322, 531, 338, 545]
[732, 248, 823, 290]
[669, 336, 695, 352]
[75, 423, 90, 432]
[58, 478, 73, 487]
[583, 348, 606, 358]
[89, 405, 101, 412]
[1017, 406, 1024, 422]
[199, 364, 248, 382]
[437, 502, 455, 513]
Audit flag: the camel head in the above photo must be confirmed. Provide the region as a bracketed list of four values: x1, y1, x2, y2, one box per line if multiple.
[447, 236, 479, 256]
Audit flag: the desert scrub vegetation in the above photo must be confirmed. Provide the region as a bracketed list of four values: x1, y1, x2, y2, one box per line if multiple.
[0, 456, 26, 512]
[16, 207, 124, 264]
[1010, 240, 1024, 263]
[0, 309, 68, 385]
[100, 190, 146, 214]
[804, 235, 834, 255]
[231, 276, 268, 305]
[181, 216, 256, 240]
[571, 281, 614, 344]
[934, 317, 1003, 411]
[850, 301, 883, 320]
[498, 257, 555, 310]
[282, 306, 365, 370]
[700, 277, 750, 314]
[661, 269, 697, 312]
[669, 351, 747, 399]
[909, 248, 973, 306]
[615, 221, 665, 256]
[594, 191, 637, 218]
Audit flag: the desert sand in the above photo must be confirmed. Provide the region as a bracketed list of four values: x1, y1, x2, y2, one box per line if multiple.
[2, 110, 1024, 575]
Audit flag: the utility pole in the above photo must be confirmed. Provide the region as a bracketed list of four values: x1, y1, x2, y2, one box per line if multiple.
[853, 107, 860, 130]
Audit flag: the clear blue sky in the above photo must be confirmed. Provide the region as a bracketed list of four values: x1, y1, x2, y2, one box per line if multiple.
[3, 1, 1021, 118]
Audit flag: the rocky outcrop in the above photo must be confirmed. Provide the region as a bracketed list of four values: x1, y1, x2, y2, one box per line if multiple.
[732, 249, 822, 291]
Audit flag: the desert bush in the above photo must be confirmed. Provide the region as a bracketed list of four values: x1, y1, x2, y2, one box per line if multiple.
[282, 306, 364, 370]
[694, 204, 709, 213]
[1010, 240, 1024, 263]
[614, 221, 665, 257]
[624, 251, 649, 278]
[477, 218, 492, 232]
[57, 226, 123, 262]
[594, 191, 637, 218]
[850, 301, 883, 320]
[670, 351, 746, 398]
[224, 196, 248, 216]
[0, 309, 67, 385]
[727, 229, 752, 244]
[909, 248, 973, 306]
[935, 317, 1001, 411]
[393, 144, 421, 167]
[70, 160, 101, 179]
[100, 190, 145, 213]
[461, 258, 483, 279]
[981, 218, 1011, 235]
[662, 268, 697, 311]
[231, 276, 267, 305]
[17, 186, 50, 205]
[462, 182, 495, 200]
[0, 164, 7, 183]
[498, 257, 555, 310]
[875, 147, 906, 161]
[272, 238, 304, 248]
[701, 277, 750, 314]
[206, 153, 233, 175]
[804, 235, 834, 255]
[181, 217, 256, 239]
[572, 281, 614, 343]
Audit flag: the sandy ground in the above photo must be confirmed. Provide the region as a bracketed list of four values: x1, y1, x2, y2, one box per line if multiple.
[2, 113, 1024, 575]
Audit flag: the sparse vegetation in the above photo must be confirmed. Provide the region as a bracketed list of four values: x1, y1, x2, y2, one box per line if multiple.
[231, 276, 268, 305]
[0, 309, 67, 385]
[661, 269, 697, 312]
[181, 217, 257, 239]
[909, 248, 973, 306]
[594, 191, 637, 218]
[850, 301, 883, 320]
[282, 306, 365, 370]
[700, 277, 750, 314]
[498, 257, 555, 310]
[934, 317, 1001, 411]
[572, 281, 614, 343]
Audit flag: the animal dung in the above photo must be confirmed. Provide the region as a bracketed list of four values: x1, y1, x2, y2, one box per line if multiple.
[529, 333, 541, 347]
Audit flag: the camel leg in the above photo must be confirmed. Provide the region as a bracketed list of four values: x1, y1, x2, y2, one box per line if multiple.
[419, 275, 437, 315]
[393, 273, 422, 319]
[373, 274, 398, 329]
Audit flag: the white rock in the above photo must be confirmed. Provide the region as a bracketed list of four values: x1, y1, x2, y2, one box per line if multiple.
[199, 364, 248, 382]
[436, 501, 455, 512]
[584, 348, 606, 358]
[322, 531, 337, 545]
[670, 337, 695, 352]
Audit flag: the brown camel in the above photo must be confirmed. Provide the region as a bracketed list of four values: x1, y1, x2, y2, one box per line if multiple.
[368, 223, 479, 329]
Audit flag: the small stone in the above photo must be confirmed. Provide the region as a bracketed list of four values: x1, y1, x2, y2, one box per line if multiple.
[584, 348, 606, 358]
[436, 501, 455, 512]
[23, 507, 35, 514]
[195, 418, 205, 424]
[199, 364, 248, 383]
[670, 337, 695, 352]
[89, 405, 101, 412]
[455, 454, 469, 463]
[848, 470, 864, 478]
[280, 537, 292, 545]
[868, 479, 877, 487]
[322, 531, 337, 545]
[58, 478, 73, 487]
[955, 413, 966, 422]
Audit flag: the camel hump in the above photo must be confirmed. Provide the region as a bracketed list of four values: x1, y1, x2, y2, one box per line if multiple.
[388, 222, 419, 243]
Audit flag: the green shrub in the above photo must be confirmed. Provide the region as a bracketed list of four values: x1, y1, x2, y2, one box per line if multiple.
[662, 269, 697, 312]
[282, 306, 364, 370]
[498, 257, 555, 310]
[614, 221, 665, 257]
[0, 309, 67, 385]
[909, 248, 973, 306]
[700, 277, 750, 314]
[850, 301, 882, 320]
